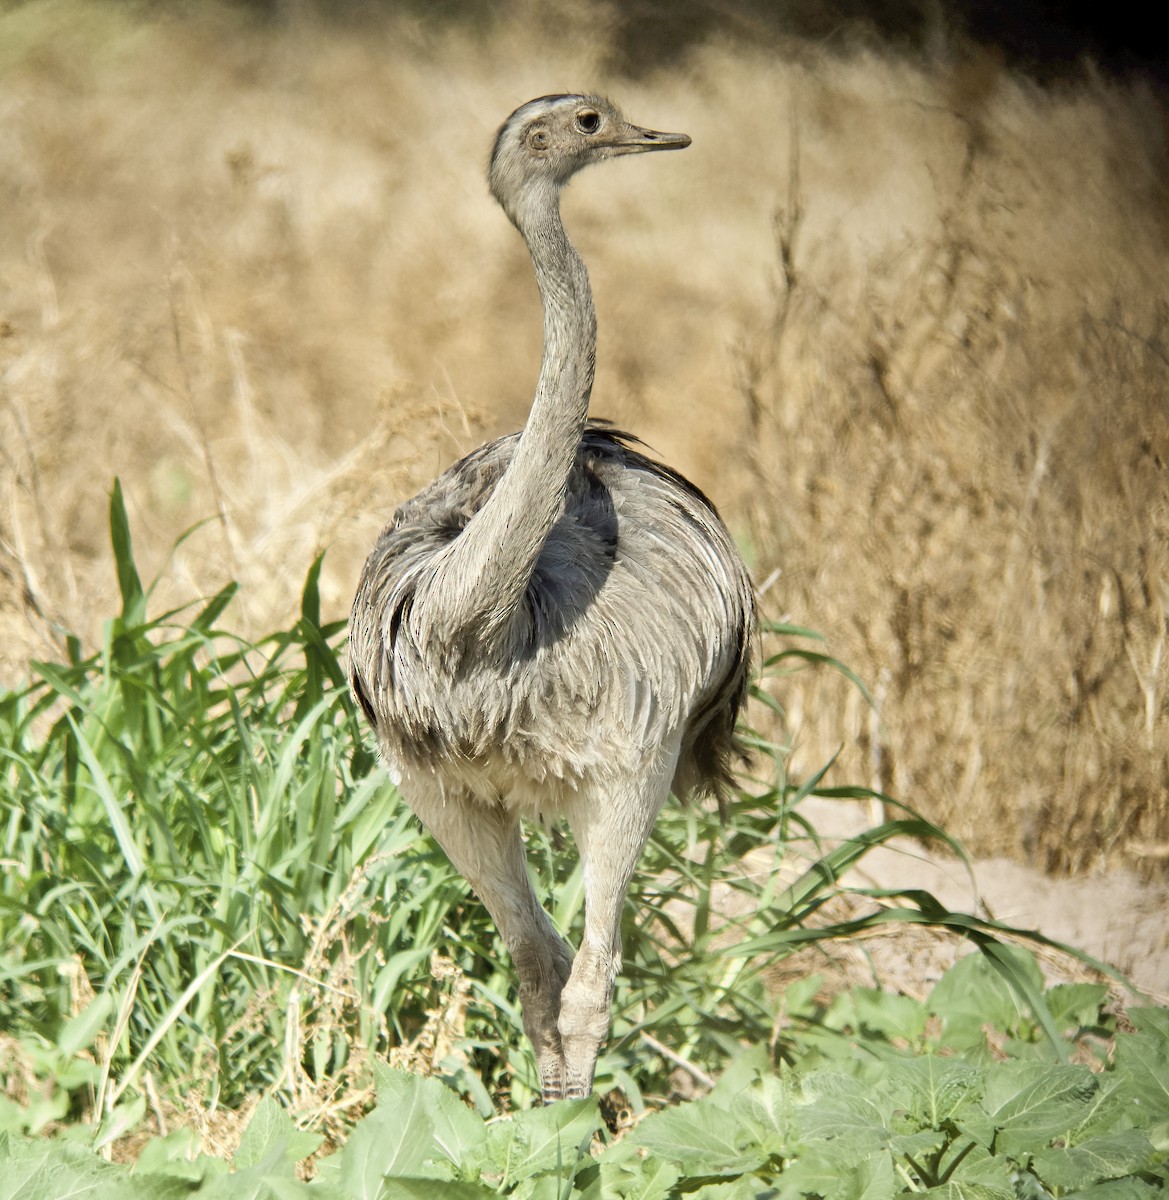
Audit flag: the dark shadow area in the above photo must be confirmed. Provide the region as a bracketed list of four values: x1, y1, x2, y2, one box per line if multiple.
[184, 0, 1169, 86]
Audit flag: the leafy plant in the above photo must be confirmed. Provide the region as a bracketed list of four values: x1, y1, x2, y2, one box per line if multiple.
[603, 992, 1169, 1198]
[1, 958, 1165, 1197]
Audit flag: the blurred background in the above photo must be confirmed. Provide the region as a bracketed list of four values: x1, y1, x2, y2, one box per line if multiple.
[1, 0, 1166, 880]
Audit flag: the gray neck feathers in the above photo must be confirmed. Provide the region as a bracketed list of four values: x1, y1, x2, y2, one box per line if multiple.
[421, 186, 595, 646]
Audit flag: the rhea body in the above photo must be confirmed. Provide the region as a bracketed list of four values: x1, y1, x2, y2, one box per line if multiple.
[349, 95, 756, 1101]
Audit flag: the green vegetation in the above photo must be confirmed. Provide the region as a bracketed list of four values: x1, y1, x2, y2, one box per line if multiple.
[2, 964, 1167, 1196]
[3, 485, 1163, 1197]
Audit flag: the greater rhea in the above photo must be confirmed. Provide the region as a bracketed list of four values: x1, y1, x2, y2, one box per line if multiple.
[349, 94, 756, 1101]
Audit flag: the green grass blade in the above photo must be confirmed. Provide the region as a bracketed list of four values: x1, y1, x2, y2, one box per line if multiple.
[108, 479, 146, 627]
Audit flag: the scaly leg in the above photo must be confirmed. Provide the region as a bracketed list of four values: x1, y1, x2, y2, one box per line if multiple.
[557, 742, 680, 1099]
[407, 786, 574, 1102]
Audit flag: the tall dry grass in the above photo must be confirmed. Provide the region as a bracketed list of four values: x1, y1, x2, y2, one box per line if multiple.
[0, 2, 1165, 875]
[734, 53, 1169, 875]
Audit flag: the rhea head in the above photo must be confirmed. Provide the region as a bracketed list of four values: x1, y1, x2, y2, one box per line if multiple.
[488, 94, 691, 228]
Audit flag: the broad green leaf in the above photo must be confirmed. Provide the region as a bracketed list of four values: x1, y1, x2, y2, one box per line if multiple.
[707, 1044, 771, 1110]
[511, 1175, 574, 1200]
[95, 1173, 200, 1200]
[928, 954, 1019, 1052]
[913, 1183, 1015, 1199]
[887, 1128, 948, 1160]
[3, 1088, 68, 1137]
[373, 1064, 487, 1173]
[484, 1097, 600, 1184]
[1129, 1008, 1169, 1042]
[323, 1078, 460, 1196]
[196, 1162, 328, 1200]
[235, 1097, 323, 1170]
[943, 1149, 1021, 1192]
[128, 1179, 206, 1199]
[842, 987, 928, 1045]
[781, 973, 825, 1020]
[769, 1142, 873, 1199]
[1062, 1181, 1169, 1199]
[271, 1182, 345, 1200]
[902, 1143, 1017, 1198]
[886, 1056, 982, 1127]
[1114, 1031, 1169, 1120]
[596, 1157, 682, 1200]
[686, 1178, 767, 1199]
[774, 1150, 896, 1200]
[0, 1136, 131, 1200]
[851, 1150, 896, 1200]
[132, 1128, 220, 1181]
[730, 1072, 795, 1149]
[573, 1168, 607, 1200]
[977, 1061, 1091, 1119]
[978, 1063, 1098, 1157]
[1031, 1130, 1156, 1190]
[369, 1181, 499, 1199]
[796, 1072, 893, 1148]
[1044, 983, 1109, 1031]
[1066, 1075, 1136, 1143]
[623, 1099, 759, 1174]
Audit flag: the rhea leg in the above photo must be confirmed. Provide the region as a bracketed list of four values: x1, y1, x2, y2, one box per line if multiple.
[407, 786, 574, 1101]
[557, 745, 680, 1099]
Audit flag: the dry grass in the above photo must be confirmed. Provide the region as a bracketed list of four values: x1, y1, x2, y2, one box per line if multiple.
[1, 2, 1165, 876]
[735, 52, 1169, 876]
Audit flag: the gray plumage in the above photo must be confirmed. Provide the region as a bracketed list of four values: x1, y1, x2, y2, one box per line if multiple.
[349, 94, 756, 1102]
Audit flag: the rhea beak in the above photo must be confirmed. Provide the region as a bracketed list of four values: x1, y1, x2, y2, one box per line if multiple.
[606, 124, 692, 155]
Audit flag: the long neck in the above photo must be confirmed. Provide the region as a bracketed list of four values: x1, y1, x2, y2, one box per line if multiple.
[425, 188, 595, 644]
[507, 192, 597, 535]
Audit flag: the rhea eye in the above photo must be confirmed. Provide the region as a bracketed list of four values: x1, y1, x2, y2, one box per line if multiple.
[576, 111, 601, 134]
